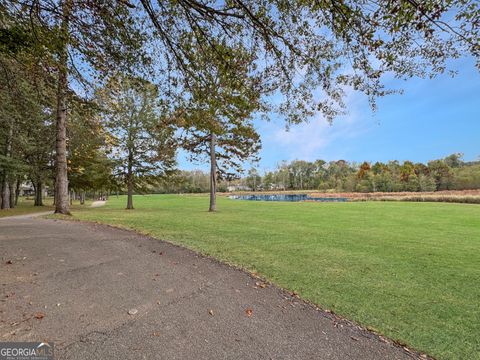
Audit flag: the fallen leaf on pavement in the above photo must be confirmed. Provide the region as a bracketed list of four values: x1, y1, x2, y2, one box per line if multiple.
[208, 309, 214, 316]
[255, 282, 267, 288]
[245, 308, 253, 317]
[34, 312, 45, 320]
[5, 260, 13, 265]
[128, 308, 138, 315]
[152, 332, 160, 336]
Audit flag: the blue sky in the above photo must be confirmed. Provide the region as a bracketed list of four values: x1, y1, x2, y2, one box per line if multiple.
[179, 58, 480, 172]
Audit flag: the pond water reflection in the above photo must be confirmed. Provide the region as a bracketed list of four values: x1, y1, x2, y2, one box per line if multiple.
[229, 194, 347, 202]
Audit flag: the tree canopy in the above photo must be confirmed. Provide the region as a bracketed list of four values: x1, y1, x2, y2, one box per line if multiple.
[140, 0, 480, 123]
[1, 0, 479, 211]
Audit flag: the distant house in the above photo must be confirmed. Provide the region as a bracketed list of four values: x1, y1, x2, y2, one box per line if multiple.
[20, 183, 35, 196]
[226, 185, 251, 192]
[269, 184, 286, 191]
[19, 182, 49, 197]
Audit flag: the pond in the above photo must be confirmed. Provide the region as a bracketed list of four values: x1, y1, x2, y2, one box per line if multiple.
[229, 194, 348, 202]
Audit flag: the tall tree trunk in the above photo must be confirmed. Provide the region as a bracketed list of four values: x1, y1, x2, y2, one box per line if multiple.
[209, 133, 217, 212]
[34, 180, 43, 206]
[80, 190, 85, 205]
[54, 0, 71, 215]
[1, 177, 10, 209]
[1, 123, 13, 209]
[14, 178, 20, 206]
[8, 180, 15, 208]
[0, 180, 2, 209]
[126, 148, 134, 210]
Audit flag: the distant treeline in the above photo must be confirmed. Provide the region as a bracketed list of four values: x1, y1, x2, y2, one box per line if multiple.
[157, 153, 480, 193]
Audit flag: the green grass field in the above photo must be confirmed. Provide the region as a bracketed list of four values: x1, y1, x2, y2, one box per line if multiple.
[69, 194, 479, 359]
[0, 197, 95, 218]
[0, 197, 54, 218]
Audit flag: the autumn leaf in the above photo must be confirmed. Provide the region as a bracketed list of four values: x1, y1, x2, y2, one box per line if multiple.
[245, 308, 253, 317]
[34, 312, 45, 320]
[208, 309, 214, 316]
[255, 282, 267, 288]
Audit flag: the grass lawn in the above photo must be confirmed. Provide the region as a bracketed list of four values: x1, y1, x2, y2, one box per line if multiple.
[0, 197, 96, 218]
[0, 197, 54, 218]
[69, 194, 479, 359]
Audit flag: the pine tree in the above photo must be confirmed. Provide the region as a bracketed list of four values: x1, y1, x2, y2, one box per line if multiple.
[98, 76, 177, 210]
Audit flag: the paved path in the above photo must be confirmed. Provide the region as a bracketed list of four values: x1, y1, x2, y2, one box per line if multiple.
[0, 211, 53, 220]
[90, 201, 106, 208]
[0, 217, 417, 359]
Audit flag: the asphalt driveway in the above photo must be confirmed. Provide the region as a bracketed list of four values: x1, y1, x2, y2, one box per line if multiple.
[0, 215, 418, 359]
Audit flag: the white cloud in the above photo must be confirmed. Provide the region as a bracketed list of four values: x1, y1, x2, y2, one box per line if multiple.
[258, 89, 374, 165]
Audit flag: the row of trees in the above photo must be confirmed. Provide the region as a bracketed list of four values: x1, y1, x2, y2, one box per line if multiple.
[0, 51, 260, 211]
[143, 153, 480, 194]
[1, 1, 479, 212]
[240, 154, 480, 193]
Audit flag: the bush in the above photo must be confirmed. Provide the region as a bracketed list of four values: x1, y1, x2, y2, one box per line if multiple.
[374, 196, 480, 204]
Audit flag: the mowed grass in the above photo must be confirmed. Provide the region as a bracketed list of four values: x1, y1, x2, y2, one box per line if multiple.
[0, 197, 94, 218]
[0, 197, 54, 218]
[71, 194, 480, 359]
